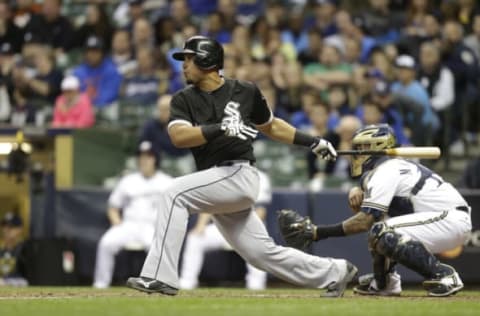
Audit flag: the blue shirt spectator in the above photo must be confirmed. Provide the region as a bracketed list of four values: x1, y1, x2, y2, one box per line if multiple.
[73, 36, 122, 108]
[391, 55, 439, 134]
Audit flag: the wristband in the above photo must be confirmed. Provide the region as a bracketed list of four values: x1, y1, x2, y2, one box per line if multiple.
[293, 130, 317, 147]
[315, 223, 346, 240]
[201, 124, 223, 141]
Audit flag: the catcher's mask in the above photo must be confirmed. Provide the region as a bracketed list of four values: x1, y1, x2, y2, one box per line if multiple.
[350, 124, 396, 177]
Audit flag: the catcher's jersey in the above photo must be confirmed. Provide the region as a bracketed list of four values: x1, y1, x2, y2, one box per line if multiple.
[109, 171, 173, 223]
[168, 78, 272, 170]
[361, 158, 468, 217]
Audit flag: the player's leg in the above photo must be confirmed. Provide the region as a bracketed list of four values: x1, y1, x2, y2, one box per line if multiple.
[213, 209, 357, 297]
[354, 254, 402, 296]
[129, 165, 259, 294]
[93, 223, 136, 288]
[245, 263, 267, 290]
[179, 224, 226, 289]
[367, 213, 467, 297]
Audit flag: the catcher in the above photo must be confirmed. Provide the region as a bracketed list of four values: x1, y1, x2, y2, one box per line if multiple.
[278, 124, 472, 297]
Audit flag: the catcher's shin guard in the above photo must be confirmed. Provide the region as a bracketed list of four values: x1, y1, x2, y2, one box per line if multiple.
[368, 222, 458, 281]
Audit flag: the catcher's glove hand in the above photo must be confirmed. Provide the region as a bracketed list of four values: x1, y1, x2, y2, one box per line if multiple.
[277, 209, 317, 250]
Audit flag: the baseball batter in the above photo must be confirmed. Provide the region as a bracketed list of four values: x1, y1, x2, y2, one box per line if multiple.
[279, 124, 472, 297]
[179, 170, 272, 290]
[93, 141, 173, 288]
[126, 36, 357, 297]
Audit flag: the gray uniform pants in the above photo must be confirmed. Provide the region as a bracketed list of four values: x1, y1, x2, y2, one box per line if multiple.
[140, 163, 348, 289]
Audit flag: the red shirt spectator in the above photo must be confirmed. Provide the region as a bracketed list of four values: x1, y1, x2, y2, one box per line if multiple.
[52, 76, 94, 128]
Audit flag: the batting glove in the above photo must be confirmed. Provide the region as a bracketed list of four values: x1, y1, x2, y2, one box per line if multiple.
[311, 138, 337, 161]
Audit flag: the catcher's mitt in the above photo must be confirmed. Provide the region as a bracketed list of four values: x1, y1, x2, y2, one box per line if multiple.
[277, 209, 317, 250]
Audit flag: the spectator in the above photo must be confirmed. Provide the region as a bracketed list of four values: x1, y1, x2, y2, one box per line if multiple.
[418, 41, 455, 147]
[327, 85, 353, 130]
[121, 47, 166, 105]
[73, 35, 122, 119]
[391, 54, 438, 145]
[371, 80, 422, 146]
[93, 141, 173, 289]
[368, 47, 395, 81]
[23, 51, 62, 106]
[464, 13, 480, 65]
[74, 3, 114, 52]
[0, 43, 14, 121]
[325, 10, 377, 64]
[290, 88, 321, 130]
[0, 0, 24, 54]
[217, 0, 237, 32]
[458, 158, 480, 189]
[154, 16, 177, 54]
[457, 0, 479, 34]
[132, 17, 155, 51]
[11, 0, 42, 31]
[0, 212, 28, 286]
[230, 24, 251, 65]
[271, 53, 303, 113]
[312, 0, 338, 37]
[170, 0, 192, 31]
[359, 0, 404, 44]
[25, 0, 74, 52]
[203, 11, 231, 44]
[113, 0, 147, 30]
[179, 170, 272, 290]
[139, 94, 189, 157]
[281, 11, 309, 53]
[357, 96, 409, 146]
[52, 75, 94, 128]
[111, 29, 137, 76]
[303, 44, 352, 93]
[297, 28, 323, 66]
[10, 89, 35, 126]
[441, 21, 479, 140]
[307, 115, 362, 188]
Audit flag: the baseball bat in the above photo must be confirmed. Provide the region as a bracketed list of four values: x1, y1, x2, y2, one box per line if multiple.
[337, 147, 441, 159]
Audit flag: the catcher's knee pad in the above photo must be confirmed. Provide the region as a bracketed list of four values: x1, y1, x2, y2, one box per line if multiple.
[368, 222, 405, 258]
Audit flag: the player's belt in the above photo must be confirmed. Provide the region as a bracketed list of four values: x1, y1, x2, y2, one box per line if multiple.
[216, 160, 254, 167]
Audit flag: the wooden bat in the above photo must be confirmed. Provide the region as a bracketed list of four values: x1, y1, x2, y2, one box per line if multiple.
[337, 147, 441, 159]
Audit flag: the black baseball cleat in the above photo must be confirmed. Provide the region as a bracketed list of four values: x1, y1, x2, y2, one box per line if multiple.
[423, 265, 464, 297]
[322, 261, 358, 298]
[126, 276, 179, 295]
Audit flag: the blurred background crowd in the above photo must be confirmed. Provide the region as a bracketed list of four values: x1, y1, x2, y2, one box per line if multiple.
[0, 0, 480, 181]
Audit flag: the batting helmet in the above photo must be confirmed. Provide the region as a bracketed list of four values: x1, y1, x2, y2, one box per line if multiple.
[172, 36, 224, 70]
[350, 124, 396, 177]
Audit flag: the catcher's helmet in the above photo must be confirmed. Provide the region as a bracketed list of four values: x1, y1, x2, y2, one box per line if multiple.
[350, 124, 396, 177]
[172, 36, 224, 70]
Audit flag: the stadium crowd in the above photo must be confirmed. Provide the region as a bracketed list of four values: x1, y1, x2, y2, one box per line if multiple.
[0, 0, 479, 174]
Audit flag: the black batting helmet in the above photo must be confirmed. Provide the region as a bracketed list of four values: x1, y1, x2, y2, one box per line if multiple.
[172, 36, 224, 70]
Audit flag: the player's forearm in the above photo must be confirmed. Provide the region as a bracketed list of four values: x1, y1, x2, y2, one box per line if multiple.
[169, 124, 217, 148]
[341, 212, 376, 235]
[107, 207, 122, 226]
[257, 118, 299, 144]
[314, 212, 375, 240]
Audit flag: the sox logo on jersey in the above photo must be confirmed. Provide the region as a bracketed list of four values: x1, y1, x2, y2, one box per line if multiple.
[221, 101, 258, 140]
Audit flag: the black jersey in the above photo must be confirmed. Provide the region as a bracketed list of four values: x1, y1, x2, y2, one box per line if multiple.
[168, 79, 272, 170]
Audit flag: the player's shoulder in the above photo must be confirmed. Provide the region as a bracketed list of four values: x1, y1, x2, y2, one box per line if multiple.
[232, 79, 257, 91]
[375, 158, 414, 175]
[172, 85, 196, 100]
